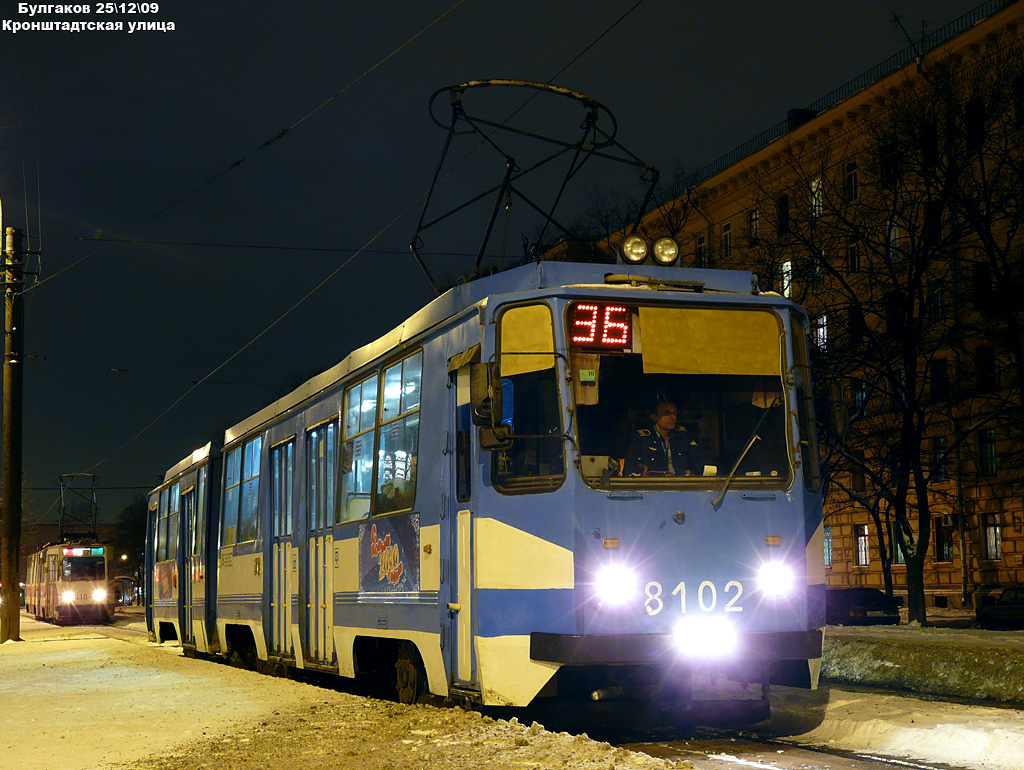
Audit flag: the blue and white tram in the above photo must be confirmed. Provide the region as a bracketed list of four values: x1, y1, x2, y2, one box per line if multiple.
[146, 261, 824, 708]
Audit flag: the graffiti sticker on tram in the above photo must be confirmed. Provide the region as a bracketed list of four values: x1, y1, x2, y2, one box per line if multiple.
[358, 514, 420, 593]
[643, 580, 744, 615]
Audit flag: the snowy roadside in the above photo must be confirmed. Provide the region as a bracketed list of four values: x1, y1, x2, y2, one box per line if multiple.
[4, 608, 1024, 770]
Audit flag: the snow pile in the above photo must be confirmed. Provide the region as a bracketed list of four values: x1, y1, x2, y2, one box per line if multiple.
[822, 622, 1024, 703]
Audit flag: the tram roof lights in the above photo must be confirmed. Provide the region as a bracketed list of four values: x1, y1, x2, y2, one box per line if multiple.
[652, 237, 680, 266]
[619, 234, 648, 264]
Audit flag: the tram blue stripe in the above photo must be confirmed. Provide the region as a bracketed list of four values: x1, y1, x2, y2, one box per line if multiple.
[475, 588, 575, 637]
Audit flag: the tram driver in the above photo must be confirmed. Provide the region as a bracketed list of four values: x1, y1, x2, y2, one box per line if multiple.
[622, 399, 713, 477]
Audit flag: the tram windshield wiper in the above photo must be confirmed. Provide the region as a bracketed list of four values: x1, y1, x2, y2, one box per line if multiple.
[711, 396, 780, 509]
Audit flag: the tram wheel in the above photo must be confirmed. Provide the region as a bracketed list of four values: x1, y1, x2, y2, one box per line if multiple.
[395, 641, 428, 705]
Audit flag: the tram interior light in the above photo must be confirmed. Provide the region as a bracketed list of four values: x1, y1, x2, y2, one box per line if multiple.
[757, 561, 795, 598]
[619, 235, 648, 264]
[61, 590, 75, 604]
[652, 237, 679, 265]
[672, 616, 737, 658]
[594, 564, 638, 606]
[92, 589, 107, 603]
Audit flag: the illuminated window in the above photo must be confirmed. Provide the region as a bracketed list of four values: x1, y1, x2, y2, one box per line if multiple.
[855, 524, 870, 566]
[823, 526, 832, 567]
[983, 513, 1002, 560]
[340, 375, 378, 523]
[781, 260, 793, 298]
[811, 177, 822, 218]
[814, 315, 828, 349]
[308, 423, 336, 530]
[271, 442, 294, 537]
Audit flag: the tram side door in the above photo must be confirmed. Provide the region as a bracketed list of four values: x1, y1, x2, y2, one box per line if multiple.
[445, 363, 477, 688]
[180, 487, 196, 645]
[269, 440, 294, 658]
[303, 423, 336, 665]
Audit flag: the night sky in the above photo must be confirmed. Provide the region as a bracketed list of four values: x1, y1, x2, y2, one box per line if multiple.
[0, 0, 982, 536]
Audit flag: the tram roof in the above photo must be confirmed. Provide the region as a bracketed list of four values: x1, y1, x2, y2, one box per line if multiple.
[222, 261, 759, 444]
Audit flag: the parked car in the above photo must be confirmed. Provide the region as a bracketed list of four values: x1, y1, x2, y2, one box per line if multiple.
[976, 587, 1024, 630]
[825, 587, 901, 625]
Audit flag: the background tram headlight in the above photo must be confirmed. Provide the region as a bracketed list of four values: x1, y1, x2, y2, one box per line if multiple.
[652, 237, 680, 265]
[92, 589, 107, 603]
[61, 590, 75, 604]
[594, 564, 638, 606]
[757, 561, 795, 598]
[673, 616, 737, 658]
[619, 234, 648, 264]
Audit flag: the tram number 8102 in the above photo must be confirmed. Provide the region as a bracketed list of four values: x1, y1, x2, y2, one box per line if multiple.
[644, 580, 744, 615]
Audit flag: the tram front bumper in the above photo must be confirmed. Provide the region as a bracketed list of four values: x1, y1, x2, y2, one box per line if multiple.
[530, 629, 822, 666]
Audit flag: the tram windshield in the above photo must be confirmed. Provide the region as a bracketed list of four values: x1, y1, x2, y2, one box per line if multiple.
[567, 302, 792, 487]
[62, 556, 105, 581]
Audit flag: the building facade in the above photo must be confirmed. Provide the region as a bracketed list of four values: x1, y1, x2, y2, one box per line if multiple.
[604, 0, 1024, 610]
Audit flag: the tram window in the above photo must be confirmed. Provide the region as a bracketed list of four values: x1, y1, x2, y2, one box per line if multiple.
[167, 482, 180, 561]
[307, 423, 337, 531]
[568, 303, 792, 487]
[221, 436, 262, 546]
[194, 467, 208, 556]
[340, 374, 378, 523]
[493, 304, 564, 493]
[62, 556, 104, 581]
[272, 441, 294, 537]
[376, 352, 421, 514]
[157, 488, 169, 562]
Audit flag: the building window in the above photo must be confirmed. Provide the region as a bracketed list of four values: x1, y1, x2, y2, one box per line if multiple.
[932, 436, 949, 482]
[813, 315, 828, 350]
[695, 234, 706, 267]
[844, 161, 858, 202]
[824, 525, 832, 568]
[748, 209, 759, 243]
[851, 449, 866, 493]
[975, 346, 996, 393]
[979, 429, 997, 476]
[983, 514, 1002, 560]
[927, 287, 946, 324]
[934, 517, 955, 562]
[855, 524, 870, 566]
[965, 97, 985, 150]
[846, 236, 860, 272]
[852, 380, 869, 413]
[920, 120, 939, 167]
[929, 359, 949, 402]
[811, 177, 822, 218]
[886, 219, 900, 259]
[781, 260, 793, 298]
[891, 523, 906, 565]
[777, 194, 790, 234]
[721, 223, 732, 260]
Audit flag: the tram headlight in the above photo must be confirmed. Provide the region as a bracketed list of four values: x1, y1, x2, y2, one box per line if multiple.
[92, 589, 107, 603]
[594, 564, 638, 606]
[619, 234, 648, 264]
[757, 561, 795, 598]
[61, 590, 76, 604]
[672, 616, 737, 658]
[652, 237, 679, 265]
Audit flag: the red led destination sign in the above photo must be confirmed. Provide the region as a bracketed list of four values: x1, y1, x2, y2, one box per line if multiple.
[569, 303, 631, 348]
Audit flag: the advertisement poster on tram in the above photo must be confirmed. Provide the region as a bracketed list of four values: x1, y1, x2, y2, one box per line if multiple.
[358, 514, 420, 593]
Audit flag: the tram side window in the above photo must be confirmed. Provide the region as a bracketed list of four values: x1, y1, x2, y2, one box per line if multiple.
[272, 441, 294, 537]
[194, 467, 208, 556]
[167, 482, 180, 561]
[221, 436, 262, 546]
[340, 374, 378, 523]
[493, 304, 564, 492]
[157, 488, 169, 562]
[308, 423, 337, 530]
[376, 351, 421, 514]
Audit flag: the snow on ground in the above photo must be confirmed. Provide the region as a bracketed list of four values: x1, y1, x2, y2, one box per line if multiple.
[3, 606, 1024, 769]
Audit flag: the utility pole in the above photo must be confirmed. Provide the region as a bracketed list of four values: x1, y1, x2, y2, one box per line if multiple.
[2, 227, 24, 643]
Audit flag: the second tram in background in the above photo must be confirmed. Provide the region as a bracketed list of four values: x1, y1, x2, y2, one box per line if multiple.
[25, 542, 115, 624]
[146, 259, 824, 715]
